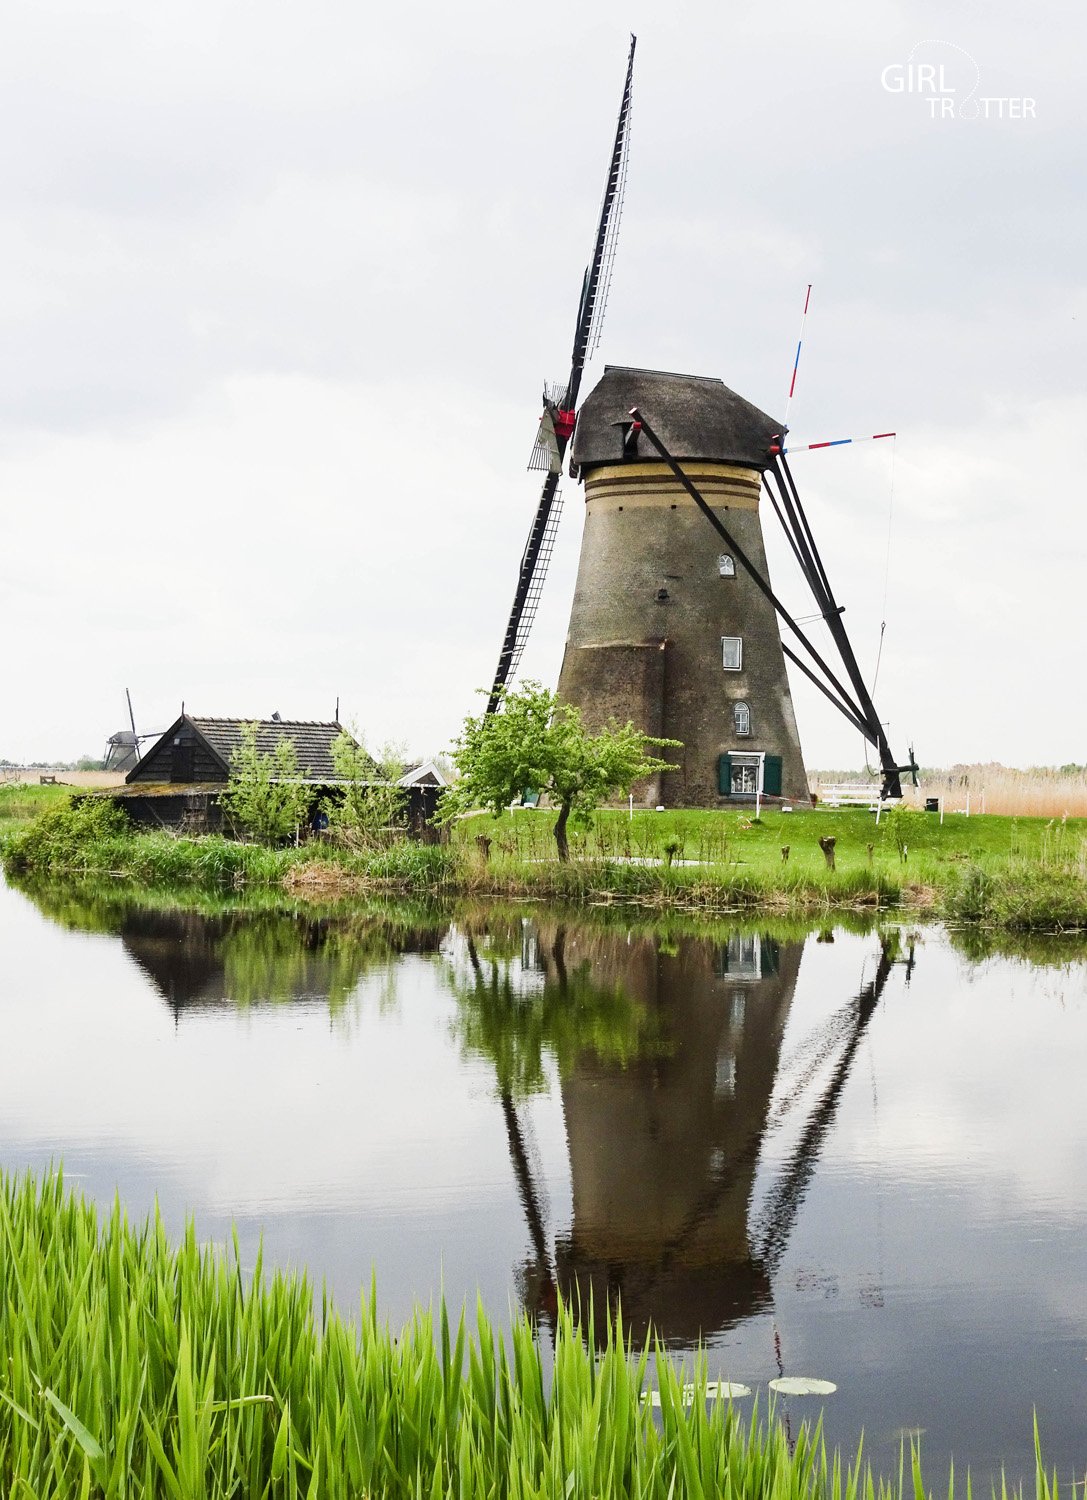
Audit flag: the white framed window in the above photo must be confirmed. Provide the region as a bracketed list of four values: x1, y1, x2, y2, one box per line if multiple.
[733, 700, 751, 737]
[722, 636, 743, 671]
[729, 751, 762, 796]
[718, 554, 736, 577]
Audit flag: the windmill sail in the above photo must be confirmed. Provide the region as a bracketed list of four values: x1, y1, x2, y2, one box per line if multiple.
[486, 35, 636, 715]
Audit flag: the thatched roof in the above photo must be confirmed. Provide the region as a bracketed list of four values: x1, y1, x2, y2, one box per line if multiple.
[571, 365, 781, 474]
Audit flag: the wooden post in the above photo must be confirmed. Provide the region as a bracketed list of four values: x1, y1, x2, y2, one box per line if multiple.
[818, 836, 836, 871]
[781, 846, 790, 863]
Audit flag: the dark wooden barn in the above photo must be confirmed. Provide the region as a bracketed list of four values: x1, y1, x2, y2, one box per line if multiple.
[114, 715, 443, 832]
[127, 715, 353, 788]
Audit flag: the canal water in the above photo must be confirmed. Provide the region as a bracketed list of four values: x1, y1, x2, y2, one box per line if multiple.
[2, 873, 1086, 1485]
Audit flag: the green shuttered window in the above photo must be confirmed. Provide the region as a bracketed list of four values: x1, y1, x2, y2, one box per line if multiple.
[718, 753, 784, 797]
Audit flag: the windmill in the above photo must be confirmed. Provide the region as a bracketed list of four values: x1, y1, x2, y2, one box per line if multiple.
[103, 689, 161, 774]
[485, 35, 636, 715]
[485, 43, 915, 801]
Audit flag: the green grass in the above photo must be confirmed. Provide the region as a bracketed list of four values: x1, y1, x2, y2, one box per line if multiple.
[446, 806, 1087, 929]
[0, 1166, 1068, 1499]
[0, 780, 75, 830]
[3, 795, 1086, 931]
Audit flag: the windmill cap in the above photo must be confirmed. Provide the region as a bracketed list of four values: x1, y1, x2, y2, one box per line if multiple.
[572, 365, 782, 473]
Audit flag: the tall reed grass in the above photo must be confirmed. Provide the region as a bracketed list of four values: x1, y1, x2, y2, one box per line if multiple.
[812, 765, 1087, 820]
[0, 1168, 1068, 1500]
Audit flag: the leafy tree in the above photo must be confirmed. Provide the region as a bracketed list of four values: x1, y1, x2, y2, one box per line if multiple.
[324, 730, 408, 849]
[440, 681, 679, 862]
[218, 723, 310, 846]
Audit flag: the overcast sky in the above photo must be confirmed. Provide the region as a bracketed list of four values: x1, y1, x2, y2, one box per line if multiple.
[0, 0, 1081, 768]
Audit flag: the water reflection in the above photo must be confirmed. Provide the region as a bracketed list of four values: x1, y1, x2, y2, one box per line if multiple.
[14, 876, 917, 1344]
[449, 919, 914, 1343]
[121, 907, 442, 1014]
[7, 875, 1087, 1485]
[10, 878, 913, 1344]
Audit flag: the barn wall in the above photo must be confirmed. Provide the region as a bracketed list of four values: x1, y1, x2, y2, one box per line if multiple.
[129, 723, 225, 785]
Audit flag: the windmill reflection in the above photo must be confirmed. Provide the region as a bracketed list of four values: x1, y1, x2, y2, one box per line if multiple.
[451, 919, 913, 1344]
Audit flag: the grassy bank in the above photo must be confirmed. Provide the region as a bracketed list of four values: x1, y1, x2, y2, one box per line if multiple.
[3, 795, 1086, 931]
[0, 1166, 1064, 1500]
[0, 778, 74, 830]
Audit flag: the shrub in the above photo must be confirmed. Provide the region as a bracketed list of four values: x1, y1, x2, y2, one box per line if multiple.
[1, 794, 130, 875]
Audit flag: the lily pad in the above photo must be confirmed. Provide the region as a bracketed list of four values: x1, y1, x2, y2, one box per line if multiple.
[769, 1376, 837, 1396]
[644, 1381, 753, 1407]
[686, 1381, 753, 1402]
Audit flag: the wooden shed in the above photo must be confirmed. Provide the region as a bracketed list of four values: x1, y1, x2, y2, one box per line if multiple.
[114, 715, 441, 832]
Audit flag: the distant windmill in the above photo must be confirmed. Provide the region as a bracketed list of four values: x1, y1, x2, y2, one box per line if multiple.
[486, 35, 636, 714]
[103, 689, 160, 774]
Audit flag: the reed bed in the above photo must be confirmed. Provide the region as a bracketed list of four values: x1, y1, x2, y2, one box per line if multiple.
[0, 1167, 1069, 1500]
[811, 765, 1087, 820]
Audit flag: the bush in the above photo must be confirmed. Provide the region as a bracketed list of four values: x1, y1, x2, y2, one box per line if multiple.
[1, 795, 131, 875]
[942, 860, 1087, 931]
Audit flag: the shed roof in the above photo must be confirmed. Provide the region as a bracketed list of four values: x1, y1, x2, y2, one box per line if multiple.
[571, 366, 782, 474]
[188, 718, 361, 780]
[126, 715, 373, 785]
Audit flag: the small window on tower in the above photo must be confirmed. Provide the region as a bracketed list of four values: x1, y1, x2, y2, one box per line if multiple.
[719, 554, 736, 577]
[734, 701, 751, 737]
[722, 636, 743, 671]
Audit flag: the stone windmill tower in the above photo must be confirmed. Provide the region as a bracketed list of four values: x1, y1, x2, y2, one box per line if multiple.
[556, 365, 808, 807]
